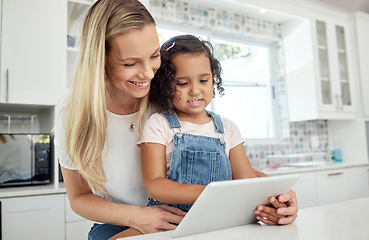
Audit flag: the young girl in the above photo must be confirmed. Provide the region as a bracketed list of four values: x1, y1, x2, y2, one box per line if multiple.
[110, 35, 298, 239]
[140, 35, 266, 211]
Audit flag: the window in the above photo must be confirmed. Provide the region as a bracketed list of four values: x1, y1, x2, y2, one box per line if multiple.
[211, 38, 278, 140]
[157, 27, 280, 141]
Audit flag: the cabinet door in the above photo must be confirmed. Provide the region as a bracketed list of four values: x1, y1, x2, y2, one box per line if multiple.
[355, 12, 369, 117]
[67, 0, 93, 89]
[290, 172, 318, 209]
[316, 168, 350, 205]
[0, 0, 64, 105]
[283, 17, 356, 121]
[314, 18, 356, 114]
[1, 194, 65, 240]
[65, 194, 93, 239]
[349, 166, 369, 199]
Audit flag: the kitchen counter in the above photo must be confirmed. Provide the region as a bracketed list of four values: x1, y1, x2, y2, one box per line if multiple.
[1, 162, 367, 198]
[0, 182, 66, 198]
[121, 197, 369, 240]
[262, 161, 369, 176]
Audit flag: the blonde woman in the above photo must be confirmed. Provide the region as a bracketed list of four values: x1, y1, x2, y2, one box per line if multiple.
[55, 0, 298, 239]
[56, 0, 186, 239]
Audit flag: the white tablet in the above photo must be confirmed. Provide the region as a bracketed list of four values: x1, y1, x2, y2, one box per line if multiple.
[173, 174, 299, 238]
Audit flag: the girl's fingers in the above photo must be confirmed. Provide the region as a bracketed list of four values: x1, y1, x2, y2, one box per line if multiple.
[254, 207, 281, 225]
[256, 216, 278, 226]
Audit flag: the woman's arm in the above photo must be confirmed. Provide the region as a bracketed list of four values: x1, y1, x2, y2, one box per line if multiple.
[254, 189, 298, 225]
[61, 166, 185, 234]
[141, 142, 205, 204]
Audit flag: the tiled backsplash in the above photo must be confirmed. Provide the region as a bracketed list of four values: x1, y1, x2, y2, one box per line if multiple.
[149, 0, 282, 40]
[245, 120, 329, 168]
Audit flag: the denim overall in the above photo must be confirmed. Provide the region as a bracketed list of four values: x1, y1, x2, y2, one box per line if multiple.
[147, 110, 232, 212]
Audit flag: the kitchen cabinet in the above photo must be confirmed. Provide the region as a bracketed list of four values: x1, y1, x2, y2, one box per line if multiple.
[65, 194, 93, 239]
[316, 168, 350, 205]
[0, 194, 65, 240]
[349, 166, 369, 199]
[283, 16, 356, 121]
[0, 0, 65, 105]
[355, 11, 369, 117]
[271, 165, 369, 208]
[289, 172, 317, 208]
[67, 0, 94, 89]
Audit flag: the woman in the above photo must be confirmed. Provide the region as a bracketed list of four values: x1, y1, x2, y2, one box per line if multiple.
[55, 0, 298, 239]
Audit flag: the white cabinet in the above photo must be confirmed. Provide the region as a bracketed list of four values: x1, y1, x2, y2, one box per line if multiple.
[316, 168, 350, 205]
[0, 0, 65, 105]
[289, 172, 317, 209]
[0, 194, 65, 240]
[283, 16, 356, 121]
[355, 11, 369, 117]
[65, 194, 93, 239]
[67, 0, 94, 89]
[349, 166, 369, 199]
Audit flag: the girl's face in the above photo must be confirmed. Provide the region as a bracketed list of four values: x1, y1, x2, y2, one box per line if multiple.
[105, 24, 161, 102]
[172, 52, 214, 122]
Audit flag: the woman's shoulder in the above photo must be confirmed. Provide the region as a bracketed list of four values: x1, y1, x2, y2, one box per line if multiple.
[56, 91, 72, 115]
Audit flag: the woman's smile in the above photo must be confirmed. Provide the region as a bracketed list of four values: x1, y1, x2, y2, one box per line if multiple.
[129, 80, 150, 88]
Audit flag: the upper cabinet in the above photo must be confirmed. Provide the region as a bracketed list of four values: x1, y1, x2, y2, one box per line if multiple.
[355, 11, 369, 117]
[0, 0, 65, 106]
[283, 16, 356, 121]
[67, 0, 94, 89]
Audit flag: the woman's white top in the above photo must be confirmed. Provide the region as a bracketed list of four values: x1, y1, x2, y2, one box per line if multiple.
[54, 96, 149, 206]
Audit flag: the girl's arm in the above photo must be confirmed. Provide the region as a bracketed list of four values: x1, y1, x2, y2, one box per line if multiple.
[61, 166, 185, 234]
[228, 143, 258, 179]
[141, 142, 205, 205]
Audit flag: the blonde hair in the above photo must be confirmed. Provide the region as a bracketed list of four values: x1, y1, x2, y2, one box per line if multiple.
[65, 0, 155, 193]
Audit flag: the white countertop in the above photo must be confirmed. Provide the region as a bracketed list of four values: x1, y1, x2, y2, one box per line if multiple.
[262, 161, 369, 176]
[0, 182, 66, 198]
[121, 197, 369, 240]
[1, 162, 368, 198]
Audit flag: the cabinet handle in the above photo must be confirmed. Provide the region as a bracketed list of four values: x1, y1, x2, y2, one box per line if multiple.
[335, 94, 340, 110]
[328, 172, 343, 176]
[6, 69, 9, 103]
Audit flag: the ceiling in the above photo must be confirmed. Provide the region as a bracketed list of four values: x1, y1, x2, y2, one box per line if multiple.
[314, 0, 369, 14]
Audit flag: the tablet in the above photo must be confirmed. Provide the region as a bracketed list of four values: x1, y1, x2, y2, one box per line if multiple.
[172, 174, 299, 238]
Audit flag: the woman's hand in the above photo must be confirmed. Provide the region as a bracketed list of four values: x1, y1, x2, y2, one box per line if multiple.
[254, 189, 298, 225]
[131, 205, 186, 234]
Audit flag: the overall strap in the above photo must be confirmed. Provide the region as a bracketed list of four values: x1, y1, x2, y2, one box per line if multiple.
[206, 110, 224, 134]
[162, 110, 181, 129]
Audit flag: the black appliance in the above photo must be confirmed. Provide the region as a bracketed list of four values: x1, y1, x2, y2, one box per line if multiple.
[0, 134, 52, 187]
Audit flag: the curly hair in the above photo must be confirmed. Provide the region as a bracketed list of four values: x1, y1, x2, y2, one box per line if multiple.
[149, 35, 224, 113]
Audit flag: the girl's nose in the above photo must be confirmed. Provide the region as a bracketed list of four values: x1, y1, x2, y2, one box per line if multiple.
[190, 84, 201, 95]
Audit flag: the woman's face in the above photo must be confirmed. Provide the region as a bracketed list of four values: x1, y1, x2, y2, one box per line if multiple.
[105, 24, 161, 100]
